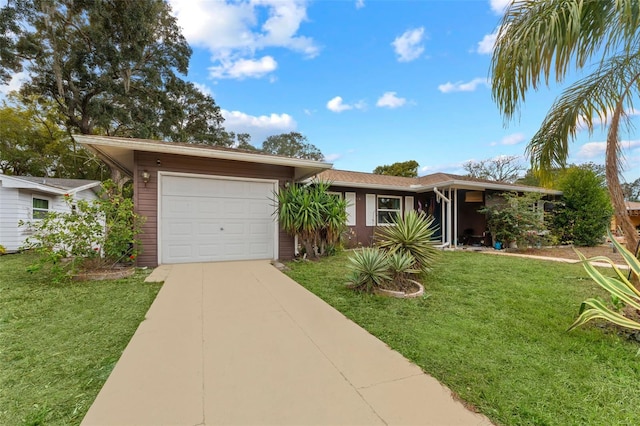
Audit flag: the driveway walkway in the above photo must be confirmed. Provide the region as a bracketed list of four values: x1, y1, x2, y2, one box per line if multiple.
[82, 261, 491, 425]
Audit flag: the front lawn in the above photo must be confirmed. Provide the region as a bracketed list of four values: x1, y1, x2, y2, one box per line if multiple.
[285, 251, 640, 426]
[0, 253, 161, 425]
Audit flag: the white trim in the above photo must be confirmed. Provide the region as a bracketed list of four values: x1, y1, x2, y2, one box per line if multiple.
[31, 195, 52, 220]
[157, 171, 279, 265]
[322, 179, 562, 195]
[75, 135, 332, 180]
[404, 196, 414, 216]
[376, 195, 403, 226]
[345, 192, 356, 226]
[366, 194, 376, 226]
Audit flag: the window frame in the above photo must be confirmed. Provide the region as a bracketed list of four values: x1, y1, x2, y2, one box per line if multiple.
[32, 196, 51, 220]
[376, 195, 403, 226]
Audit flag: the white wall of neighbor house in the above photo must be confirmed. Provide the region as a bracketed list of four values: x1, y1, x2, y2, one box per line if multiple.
[0, 187, 98, 252]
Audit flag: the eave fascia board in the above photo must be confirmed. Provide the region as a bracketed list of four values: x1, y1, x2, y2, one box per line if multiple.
[74, 135, 333, 173]
[316, 178, 562, 196]
[0, 176, 67, 195]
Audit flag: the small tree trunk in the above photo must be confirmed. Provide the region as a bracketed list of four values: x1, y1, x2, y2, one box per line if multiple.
[606, 106, 639, 254]
[606, 106, 639, 289]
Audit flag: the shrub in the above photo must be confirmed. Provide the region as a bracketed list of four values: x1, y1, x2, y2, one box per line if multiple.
[21, 181, 145, 279]
[274, 181, 347, 257]
[569, 234, 640, 332]
[551, 166, 612, 246]
[0, 244, 5, 255]
[375, 210, 440, 273]
[479, 192, 547, 248]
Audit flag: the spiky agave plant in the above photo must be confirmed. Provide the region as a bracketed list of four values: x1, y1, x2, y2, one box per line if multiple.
[347, 247, 391, 293]
[569, 234, 640, 332]
[376, 210, 439, 273]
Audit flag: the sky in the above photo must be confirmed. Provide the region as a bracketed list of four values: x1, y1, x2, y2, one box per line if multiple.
[2, 0, 640, 182]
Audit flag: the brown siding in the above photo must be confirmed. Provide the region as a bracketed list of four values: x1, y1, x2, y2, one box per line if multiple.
[134, 151, 295, 267]
[329, 186, 425, 248]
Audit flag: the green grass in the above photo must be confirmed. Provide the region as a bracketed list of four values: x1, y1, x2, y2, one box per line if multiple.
[285, 251, 640, 426]
[0, 253, 162, 425]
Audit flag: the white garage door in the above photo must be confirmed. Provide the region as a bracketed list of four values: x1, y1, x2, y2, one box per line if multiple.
[160, 174, 277, 264]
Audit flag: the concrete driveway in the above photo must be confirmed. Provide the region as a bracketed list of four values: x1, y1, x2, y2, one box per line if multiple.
[82, 261, 491, 425]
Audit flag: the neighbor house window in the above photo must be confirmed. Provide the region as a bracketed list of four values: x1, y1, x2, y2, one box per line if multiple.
[377, 196, 402, 225]
[32, 198, 49, 219]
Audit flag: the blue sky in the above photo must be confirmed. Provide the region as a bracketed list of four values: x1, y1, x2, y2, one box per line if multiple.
[2, 0, 639, 182]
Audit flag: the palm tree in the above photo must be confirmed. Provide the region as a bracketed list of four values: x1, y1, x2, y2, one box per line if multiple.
[491, 0, 640, 253]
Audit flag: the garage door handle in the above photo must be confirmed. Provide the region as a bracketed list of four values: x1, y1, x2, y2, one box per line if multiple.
[220, 227, 224, 231]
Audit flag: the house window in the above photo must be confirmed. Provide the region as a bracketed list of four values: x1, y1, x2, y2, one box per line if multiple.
[377, 196, 402, 225]
[32, 198, 50, 219]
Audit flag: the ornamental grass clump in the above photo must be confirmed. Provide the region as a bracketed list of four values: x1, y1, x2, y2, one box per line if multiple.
[569, 234, 640, 332]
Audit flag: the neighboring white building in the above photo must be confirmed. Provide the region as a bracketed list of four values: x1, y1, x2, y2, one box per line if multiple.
[0, 175, 101, 252]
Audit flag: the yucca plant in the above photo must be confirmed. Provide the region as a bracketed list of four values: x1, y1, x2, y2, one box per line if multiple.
[375, 210, 439, 273]
[387, 251, 419, 289]
[568, 234, 640, 332]
[347, 247, 391, 293]
[274, 181, 347, 257]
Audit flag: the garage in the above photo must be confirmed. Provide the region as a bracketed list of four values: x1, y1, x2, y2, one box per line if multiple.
[159, 173, 278, 264]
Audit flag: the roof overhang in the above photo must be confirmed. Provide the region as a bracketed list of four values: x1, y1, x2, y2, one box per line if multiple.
[318, 178, 562, 195]
[0, 175, 101, 195]
[74, 135, 333, 181]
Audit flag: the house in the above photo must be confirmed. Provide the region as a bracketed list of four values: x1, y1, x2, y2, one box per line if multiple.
[75, 135, 331, 267]
[313, 169, 561, 249]
[0, 175, 101, 252]
[75, 135, 560, 267]
[611, 201, 640, 233]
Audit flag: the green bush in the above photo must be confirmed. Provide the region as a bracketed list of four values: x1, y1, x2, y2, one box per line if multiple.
[479, 192, 547, 248]
[551, 166, 612, 246]
[274, 181, 347, 257]
[0, 244, 5, 255]
[21, 181, 145, 279]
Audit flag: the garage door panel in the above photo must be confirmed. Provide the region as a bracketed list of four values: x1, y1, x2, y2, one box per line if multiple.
[160, 175, 277, 264]
[197, 221, 222, 236]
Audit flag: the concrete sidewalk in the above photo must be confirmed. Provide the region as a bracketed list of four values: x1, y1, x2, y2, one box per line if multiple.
[82, 261, 492, 425]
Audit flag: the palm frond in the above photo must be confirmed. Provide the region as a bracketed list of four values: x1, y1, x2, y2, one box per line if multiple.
[526, 51, 640, 183]
[492, 0, 640, 120]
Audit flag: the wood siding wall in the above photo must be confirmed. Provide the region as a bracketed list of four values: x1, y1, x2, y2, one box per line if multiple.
[328, 186, 426, 247]
[133, 151, 296, 267]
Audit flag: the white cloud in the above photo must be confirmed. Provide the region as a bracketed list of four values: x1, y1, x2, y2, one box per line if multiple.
[438, 78, 489, 93]
[0, 71, 27, 96]
[355, 0, 365, 9]
[392, 27, 425, 62]
[326, 96, 366, 113]
[376, 91, 407, 109]
[500, 133, 525, 145]
[169, 0, 317, 80]
[327, 96, 351, 112]
[192, 82, 214, 97]
[324, 153, 342, 162]
[221, 109, 297, 142]
[489, 0, 511, 14]
[576, 140, 640, 158]
[477, 30, 497, 55]
[209, 56, 277, 79]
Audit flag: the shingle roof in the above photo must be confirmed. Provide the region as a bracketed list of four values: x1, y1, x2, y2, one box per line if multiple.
[627, 201, 640, 211]
[14, 176, 101, 191]
[314, 169, 560, 194]
[315, 169, 418, 188]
